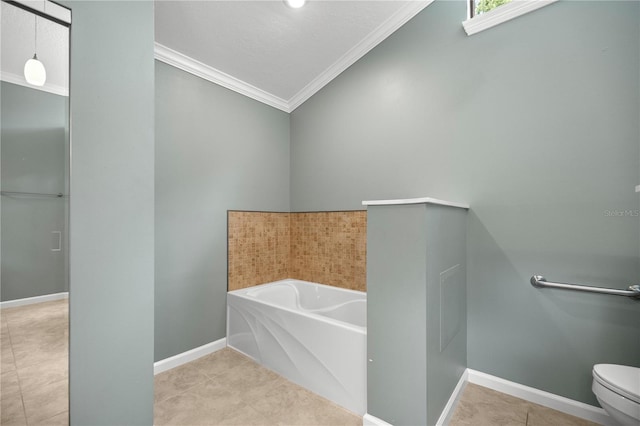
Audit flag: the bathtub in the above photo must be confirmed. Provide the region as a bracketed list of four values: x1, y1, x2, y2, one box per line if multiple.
[227, 279, 366, 415]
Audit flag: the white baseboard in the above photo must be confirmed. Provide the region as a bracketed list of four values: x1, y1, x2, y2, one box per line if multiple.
[437, 369, 469, 425]
[153, 338, 227, 375]
[0, 292, 68, 309]
[467, 369, 614, 426]
[363, 413, 392, 426]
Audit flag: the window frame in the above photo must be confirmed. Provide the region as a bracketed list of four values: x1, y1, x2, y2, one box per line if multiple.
[463, 0, 559, 36]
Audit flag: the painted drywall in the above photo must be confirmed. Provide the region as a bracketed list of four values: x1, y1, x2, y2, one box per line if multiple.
[367, 204, 467, 425]
[1, 81, 68, 301]
[61, 1, 155, 424]
[291, 0, 640, 406]
[155, 62, 290, 361]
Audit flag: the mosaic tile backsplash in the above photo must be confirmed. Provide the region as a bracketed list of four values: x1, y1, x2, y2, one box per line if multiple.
[228, 211, 367, 292]
[228, 212, 290, 291]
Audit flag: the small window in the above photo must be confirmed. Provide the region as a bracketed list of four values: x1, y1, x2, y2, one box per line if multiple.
[469, 0, 513, 19]
[463, 0, 559, 36]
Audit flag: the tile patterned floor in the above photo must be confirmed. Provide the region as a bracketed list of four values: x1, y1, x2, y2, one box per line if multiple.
[1, 299, 603, 426]
[450, 383, 601, 426]
[0, 299, 69, 426]
[154, 348, 362, 425]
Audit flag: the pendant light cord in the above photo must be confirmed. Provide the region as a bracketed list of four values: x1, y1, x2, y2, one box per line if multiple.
[34, 13, 37, 55]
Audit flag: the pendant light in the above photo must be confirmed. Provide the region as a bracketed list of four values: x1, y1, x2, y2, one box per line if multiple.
[24, 13, 46, 86]
[284, 0, 306, 8]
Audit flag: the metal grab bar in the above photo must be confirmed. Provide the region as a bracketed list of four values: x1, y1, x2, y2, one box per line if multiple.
[1, 191, 66, 198]
[531, 275, 640, 299]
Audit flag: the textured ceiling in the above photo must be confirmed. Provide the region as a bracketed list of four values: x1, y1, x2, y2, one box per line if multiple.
[1, 1, 69, 94]
[155, 1, 414, 101]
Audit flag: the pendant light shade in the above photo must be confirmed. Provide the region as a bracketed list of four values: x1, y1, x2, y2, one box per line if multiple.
[24, 54, 46, 86]
[284, 0, 306, 8]
[24, 13, 46, 87]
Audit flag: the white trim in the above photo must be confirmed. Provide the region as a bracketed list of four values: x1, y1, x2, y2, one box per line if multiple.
[0, 292, 68, 309]
[363, 413, 393, 426]
[287, 0, 433, 111]
[1, 71, 68, 97]
[436, 370, 469, 425]
[363, 370, 467, 426]
[154, 1, 434, 113]
[462, 0, 559, 36]
[362, 197, 469, 209]
[153, 338, 227, 375]
[635, 185, 640, 193]
[466, 369, 615, 426]
[154, 43, 291, 113]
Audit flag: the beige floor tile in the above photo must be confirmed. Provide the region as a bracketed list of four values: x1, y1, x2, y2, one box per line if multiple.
[188, 378, 246, 408]
[154, 380, 245, 426]
[243, 379, 315, 417]
[1, 371, 21, 397]
[216, 402, 271, 426]
[22, 378, 68, 424]
[190, 348, 251, 379]
[8, 318, 68, 347]
[449, 384, 600, 426]
[28, 410, 68, 426]
[0, 301, 68, 426]
[0, 393, 27, 426]
[16, 355, 68, 395]
[214, 359, 284, 402]
[11, 337, 67, 370]
[0, 314, 8, 329]
[273, 388, 361, 426]
[245, 378, 361, 426]
[525, 404, 600, 426]
[154, 362, 209, 404]
[0, 343, 16, 374]
[449, 383, 529, 426]
[1, 323, 9, 340]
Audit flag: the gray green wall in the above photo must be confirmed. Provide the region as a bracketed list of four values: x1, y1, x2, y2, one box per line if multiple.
[1, 82, 68, 302]
[367, 204, 467, 425]
[290, 0, 640, 406]
[154, 62, 290, 361]
[62, 1, 155, 424]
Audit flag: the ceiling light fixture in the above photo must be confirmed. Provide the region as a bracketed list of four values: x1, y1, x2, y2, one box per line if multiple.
[284, 0, 306, 9]
[24, 13, 46, 86]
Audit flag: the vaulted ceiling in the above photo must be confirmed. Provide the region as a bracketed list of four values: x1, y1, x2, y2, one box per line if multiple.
[155, 1, 430, 111]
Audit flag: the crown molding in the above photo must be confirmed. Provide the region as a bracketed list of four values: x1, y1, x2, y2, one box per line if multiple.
[287, 0, 434, 111]
[155, 0, 434, 113]
[154, 43, 291, 113]
[1, 71, 68, 97]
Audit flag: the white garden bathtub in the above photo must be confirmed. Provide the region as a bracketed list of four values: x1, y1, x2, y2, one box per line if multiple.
[227, 279, 366, 415]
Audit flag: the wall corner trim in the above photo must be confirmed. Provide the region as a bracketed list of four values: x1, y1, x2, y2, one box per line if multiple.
[153, 338, 227, 375]
[466, 369, 615, 426]
[436, 369, 469, 425]
[363, 413, 393, 426]
[153, 43, 291, 113]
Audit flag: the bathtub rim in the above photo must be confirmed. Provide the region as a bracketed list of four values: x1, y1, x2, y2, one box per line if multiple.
[227, 278, 367, 334]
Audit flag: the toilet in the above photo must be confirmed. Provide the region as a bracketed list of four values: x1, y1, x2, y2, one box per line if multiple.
[592, 364, 640, 426]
